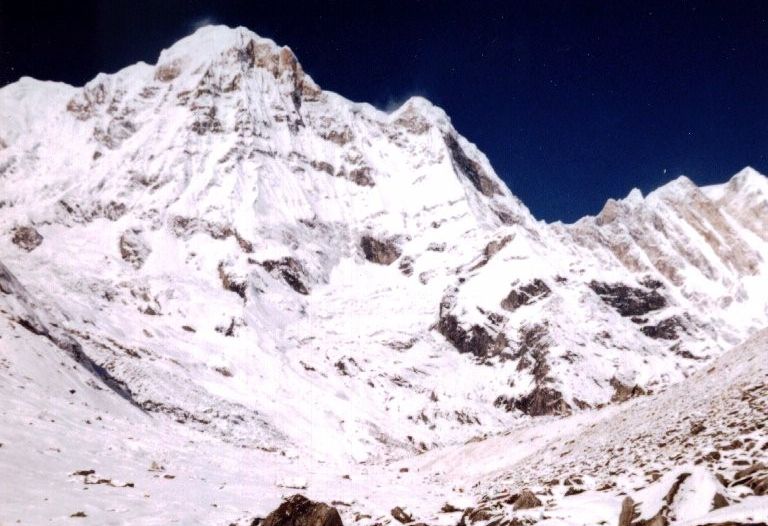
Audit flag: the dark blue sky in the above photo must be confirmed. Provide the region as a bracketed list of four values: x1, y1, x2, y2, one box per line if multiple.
[2, 1, 768, 222]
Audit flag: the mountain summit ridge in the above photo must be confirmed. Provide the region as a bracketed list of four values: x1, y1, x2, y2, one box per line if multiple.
[0, 23, 766, 459]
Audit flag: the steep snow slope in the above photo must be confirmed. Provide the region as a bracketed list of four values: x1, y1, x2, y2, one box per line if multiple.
[406, 329, 768, 525]
[0, 25, 538, 461]
[0, 24, 766, 471]
[1, 260, 765, 524]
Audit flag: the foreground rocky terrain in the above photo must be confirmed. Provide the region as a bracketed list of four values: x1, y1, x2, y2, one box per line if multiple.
[0, 25, 766, 525]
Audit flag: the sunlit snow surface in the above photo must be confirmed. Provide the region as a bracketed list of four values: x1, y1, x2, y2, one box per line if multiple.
[0, 25, 766, 524]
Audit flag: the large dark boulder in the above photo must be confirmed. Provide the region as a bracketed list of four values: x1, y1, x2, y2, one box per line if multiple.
[261, 495, 343, 526]
[390, 506, 413, 524]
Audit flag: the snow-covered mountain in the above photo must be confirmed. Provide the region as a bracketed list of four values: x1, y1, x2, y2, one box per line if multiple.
[0, 25, 766, 525]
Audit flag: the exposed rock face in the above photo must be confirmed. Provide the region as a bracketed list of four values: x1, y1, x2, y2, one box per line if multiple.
[261, 257, 309, 295]
[58, 199, 127, 223]
[483, 235, 513, 259]
[444, 134, 500, 197]
[339, 166, 375, 187]
[11, 226, 43, 251]
[589, 280, 667, 317]
[360, 235, 401, 265]
[154, 60, 181, 82]
[437, 313, 508, 359]
[217, 262, 247, 300]
[500, 279, 551, 311]
[509, 386, 570, 417]
[119, 229, 151, 269]
[641, 316, 685, 340]
[261, 495, 343, 526]
[491, 322, 571, 416]
[711, 492, 729, 509]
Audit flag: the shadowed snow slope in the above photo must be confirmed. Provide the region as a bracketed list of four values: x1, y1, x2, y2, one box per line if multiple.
[0, 25, 766, 525]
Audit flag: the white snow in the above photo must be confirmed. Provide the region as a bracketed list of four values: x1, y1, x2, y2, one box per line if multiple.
[0, 24, 766, 525]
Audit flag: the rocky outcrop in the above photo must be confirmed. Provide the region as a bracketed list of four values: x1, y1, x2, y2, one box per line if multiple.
[58, 199, 127, 224]
[336, 166, 374, 187]
[483, 235, 513, 259]
[437, 313, 508, 359]
[65, 82, 107, 121]
[390, 506, 413, 524]
[499, 386, 570, 417]
[94, 117, 137, 149]
[733, 463, 768, 496]
[261, 495, 343, 526]
[154, 60, 181, 82]
[11, 225, 43, 251]
[511, 489, 541, 510]
[170, 216, 253, 252]
[217, 262, 247, 300]
[617, 497, 636, 526]
[398, 256, 414, 276]
[589, 280, 667, 317]
[360, 235, 401, 265]
[610, 377, 647, 403]
[444, 134, 500, 197]
[261, 257, 309, 295]
[119, 229, 151, 269]
[500, 279, 551, 312]
[641, 316, 684, 340]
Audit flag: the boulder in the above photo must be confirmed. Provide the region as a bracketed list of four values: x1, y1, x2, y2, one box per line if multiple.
[262, 495, 343, 526]
[512, 489, 541, 510]
[11, 225, 43, 252]
[617, 497, 636, 526]
[360, 235, 400, 265]
[390, 506, 413, 524]
[733, 462, 768, 495]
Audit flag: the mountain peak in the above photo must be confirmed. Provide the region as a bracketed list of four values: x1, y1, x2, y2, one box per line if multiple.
[727, 165, 767, 192]
[158, 25, 275, 63]
[152, 25, 312, 90]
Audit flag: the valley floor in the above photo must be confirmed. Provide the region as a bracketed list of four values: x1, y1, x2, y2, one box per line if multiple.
[1, 317, 766, 525]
